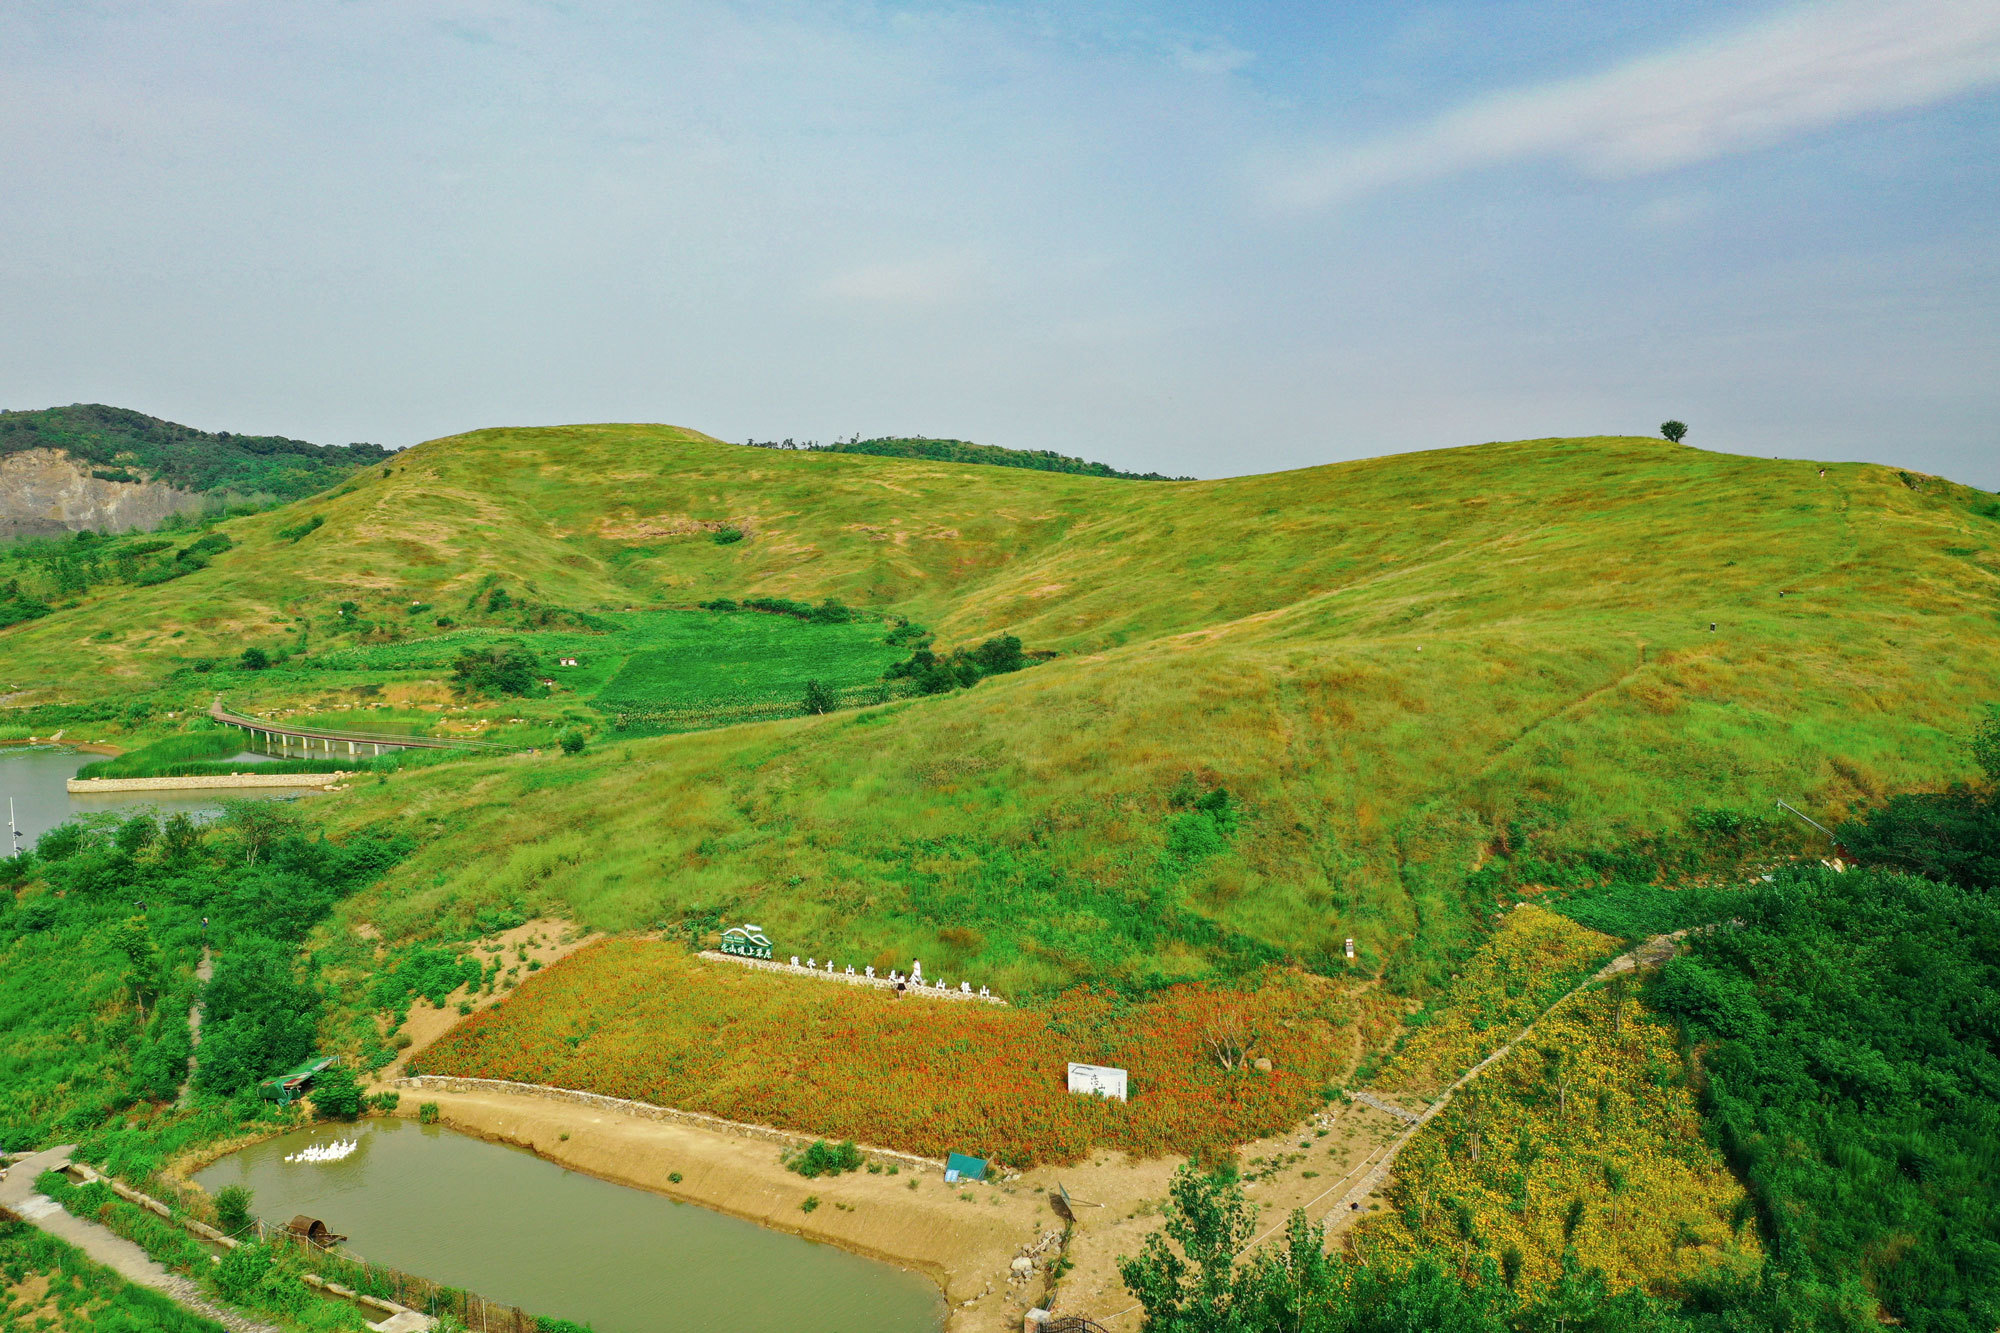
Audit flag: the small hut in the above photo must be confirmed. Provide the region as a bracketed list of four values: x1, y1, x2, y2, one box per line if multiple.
[286, 1216, 347, 1247]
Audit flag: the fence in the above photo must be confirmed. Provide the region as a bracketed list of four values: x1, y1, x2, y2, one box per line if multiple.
[271, 1231, 553, 1332]
[60, 1158, 574, 1333]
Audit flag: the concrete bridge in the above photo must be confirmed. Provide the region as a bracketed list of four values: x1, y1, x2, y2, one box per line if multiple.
[209, 698, 513, 757]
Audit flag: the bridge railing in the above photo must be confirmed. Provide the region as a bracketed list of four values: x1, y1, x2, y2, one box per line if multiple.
[209, 701, 519, 752]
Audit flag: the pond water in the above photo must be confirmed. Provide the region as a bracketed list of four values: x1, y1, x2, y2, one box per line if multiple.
[195, 1119, 945, 1333]
[0, 746, 299, 848]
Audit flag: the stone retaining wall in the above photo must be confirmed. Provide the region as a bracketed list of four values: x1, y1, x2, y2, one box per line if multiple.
[67, 772, 350, 793]
[394, 1075, 947, 1174]
[697, 950, 1007, 1004]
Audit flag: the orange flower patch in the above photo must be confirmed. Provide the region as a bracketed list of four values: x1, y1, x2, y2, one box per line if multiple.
[420, 939, 1355, 1167]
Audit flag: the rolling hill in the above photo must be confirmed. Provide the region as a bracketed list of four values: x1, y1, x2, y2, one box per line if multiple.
[4, 424, 1998, 994]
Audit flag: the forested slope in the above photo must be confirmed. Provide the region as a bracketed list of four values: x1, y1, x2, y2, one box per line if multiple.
[0, 404, 387, 501]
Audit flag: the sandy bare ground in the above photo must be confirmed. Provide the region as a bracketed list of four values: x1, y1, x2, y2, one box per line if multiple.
[373, 918, 598, 1078]
[385, 1079, 1414, 1331]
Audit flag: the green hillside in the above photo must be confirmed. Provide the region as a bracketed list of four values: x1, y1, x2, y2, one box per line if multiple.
[5, 423, 1994, 995]
[0, 403, 389, 501]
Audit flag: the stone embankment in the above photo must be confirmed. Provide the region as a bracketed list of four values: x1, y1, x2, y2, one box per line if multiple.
[68, 772, 351, 793]
[395, 1075, 947, 1174]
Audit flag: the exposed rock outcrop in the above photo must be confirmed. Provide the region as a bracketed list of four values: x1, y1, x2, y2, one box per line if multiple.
[0, 448, 206, 540]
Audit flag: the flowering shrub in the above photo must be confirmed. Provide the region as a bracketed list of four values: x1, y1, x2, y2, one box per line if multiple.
[420, 939, 1353, 1166]
[1351, 984, 1761, 1296]
[1373, 906, 1617, 1099]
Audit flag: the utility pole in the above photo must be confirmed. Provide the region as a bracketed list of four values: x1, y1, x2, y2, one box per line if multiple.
[8, 797, 19, 858]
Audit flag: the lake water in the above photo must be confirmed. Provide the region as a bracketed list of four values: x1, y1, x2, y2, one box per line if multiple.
[195, 1119, 945, 1333]
[0, 746, 300, 849]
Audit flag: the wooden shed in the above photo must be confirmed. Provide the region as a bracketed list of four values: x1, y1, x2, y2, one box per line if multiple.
[286, 1216, 347, 1247]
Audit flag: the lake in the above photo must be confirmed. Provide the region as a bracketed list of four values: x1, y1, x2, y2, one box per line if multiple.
[0, 745, 300, 848]
[194, 1119, 946, 1333]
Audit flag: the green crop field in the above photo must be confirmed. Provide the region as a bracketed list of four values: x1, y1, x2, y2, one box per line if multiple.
[266, 609, 905, 734]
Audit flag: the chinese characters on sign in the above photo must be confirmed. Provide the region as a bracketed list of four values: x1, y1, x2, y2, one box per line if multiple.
[719, 923, 773, 960]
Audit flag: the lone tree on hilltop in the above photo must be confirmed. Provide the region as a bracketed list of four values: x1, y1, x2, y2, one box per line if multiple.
[1661, 420, 1688, 443]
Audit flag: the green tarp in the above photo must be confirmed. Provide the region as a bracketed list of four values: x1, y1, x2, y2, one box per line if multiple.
[258, 1055, 333, 1102]
[945, 1152, 988, 1182]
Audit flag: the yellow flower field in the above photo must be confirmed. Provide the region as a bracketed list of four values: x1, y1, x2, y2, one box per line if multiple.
[1353, 983, 1761, 1296]
[1371, 905, 1618, 1099]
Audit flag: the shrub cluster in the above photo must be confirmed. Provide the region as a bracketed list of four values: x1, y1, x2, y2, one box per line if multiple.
[884, 633, 1025, 694]
[784, 1139, 863, 1178]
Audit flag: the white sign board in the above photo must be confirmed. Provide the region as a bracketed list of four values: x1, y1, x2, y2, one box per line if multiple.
[1066, 1062, 1129, 1102]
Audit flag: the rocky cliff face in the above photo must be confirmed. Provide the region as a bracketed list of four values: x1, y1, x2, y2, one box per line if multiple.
[0, 448, 207, 540]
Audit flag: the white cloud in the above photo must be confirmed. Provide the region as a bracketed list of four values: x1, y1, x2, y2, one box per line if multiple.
[817, 252, 985, 307]
[1173, 38, 1254, 75]
[1631, 190, 1719, 231]
[1267, 0, 2000, 210]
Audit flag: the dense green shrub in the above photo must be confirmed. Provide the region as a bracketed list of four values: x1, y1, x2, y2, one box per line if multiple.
[214, 1184, 254, 1237]
[308, 1063, 362, 1120]
[1838, 709, 1998, 890]
[275, 513, 325, 542]
[369, 944, 480, 1011]
[785, 1139, 863, 1178]
[1648, 864, 2000, 1331]
[451, 643, 543, 697]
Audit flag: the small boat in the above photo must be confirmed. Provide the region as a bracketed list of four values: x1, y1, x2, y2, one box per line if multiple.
[283, 1138, 358, 1164]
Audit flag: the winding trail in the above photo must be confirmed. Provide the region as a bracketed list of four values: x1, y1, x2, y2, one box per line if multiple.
[176, 947, 214, 1109]
[1092, 931, 1688, 1327]
[0, 1145, 281, 1333]
[1309, 930, 1688, 1247]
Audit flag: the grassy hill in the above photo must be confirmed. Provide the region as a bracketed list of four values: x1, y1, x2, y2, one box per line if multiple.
[0, 404, 389, 503]
[4, 424, 1998, 994]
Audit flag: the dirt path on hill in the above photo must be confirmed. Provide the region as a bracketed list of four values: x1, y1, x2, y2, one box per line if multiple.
[0, 1146, 280, 1333]
[1078, 929, 1691, 1327]
[175, 947, 213, 1109]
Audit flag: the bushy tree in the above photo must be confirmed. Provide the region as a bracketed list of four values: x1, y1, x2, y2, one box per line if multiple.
[239, 646, 270, 670]
[450, 643, 541, 697]
[559, 728, 587, 755]
[972, 634, 1025, 675]
[309, 1063, 362, 1120]
[1660, 420, 1687, 443]
[801, 679, 836, 715]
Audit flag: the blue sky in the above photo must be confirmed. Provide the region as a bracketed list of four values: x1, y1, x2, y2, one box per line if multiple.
[2, 1, 1995, 485]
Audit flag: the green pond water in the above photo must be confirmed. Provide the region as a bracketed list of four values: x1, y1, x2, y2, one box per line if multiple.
[0, 746, 300, 848]
[195, 1119, 946, 1333]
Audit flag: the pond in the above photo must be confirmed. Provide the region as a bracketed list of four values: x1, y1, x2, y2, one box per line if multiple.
[194, 1119, 946, 1333]
[0, 746, 300, 849]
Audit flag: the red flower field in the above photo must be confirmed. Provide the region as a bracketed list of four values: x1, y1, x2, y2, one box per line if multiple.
[419, 938, 1356, 1166]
